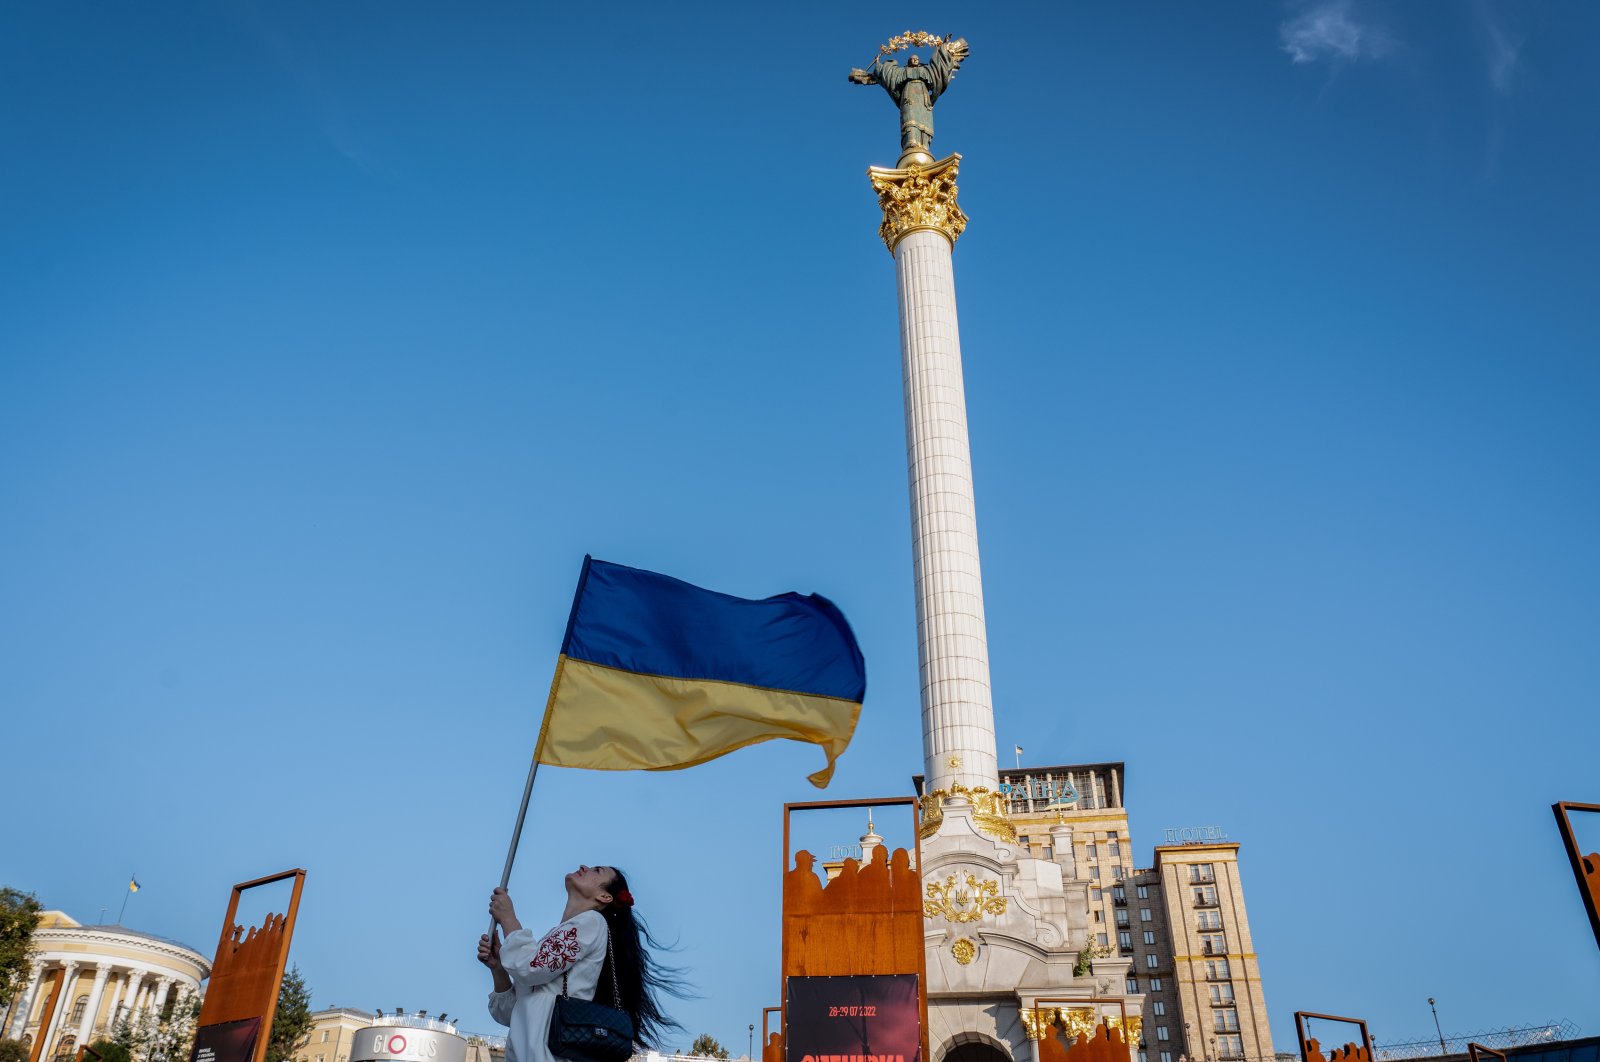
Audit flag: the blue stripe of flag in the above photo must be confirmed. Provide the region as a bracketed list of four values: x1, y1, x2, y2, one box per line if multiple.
[560, 557, 866, 702]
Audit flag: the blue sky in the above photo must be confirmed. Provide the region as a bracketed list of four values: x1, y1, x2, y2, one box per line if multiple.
[3, 0, 1598, 1052]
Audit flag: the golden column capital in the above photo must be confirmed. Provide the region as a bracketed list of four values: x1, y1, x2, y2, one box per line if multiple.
[867, 153, 967, 254]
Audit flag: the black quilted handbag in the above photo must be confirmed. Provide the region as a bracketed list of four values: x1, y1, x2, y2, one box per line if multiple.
[547, 924, 635, 1062]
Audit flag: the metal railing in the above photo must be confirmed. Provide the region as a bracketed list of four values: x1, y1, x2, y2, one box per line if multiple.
[1373, 1021, 1580, 1061]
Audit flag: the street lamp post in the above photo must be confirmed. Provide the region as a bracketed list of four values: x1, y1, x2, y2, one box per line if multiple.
[748, 1024, 755, 1061]
[1429, 999, 1446, 1055]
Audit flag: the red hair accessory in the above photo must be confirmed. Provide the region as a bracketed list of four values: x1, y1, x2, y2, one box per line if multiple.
[613, 889, 635, 908]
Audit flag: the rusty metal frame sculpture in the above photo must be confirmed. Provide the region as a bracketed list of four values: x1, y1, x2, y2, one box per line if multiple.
[191, 868, 307, 1062]
[761, 1006, 782, 1062]
[75, 1045, 106, 1062]
[1295, 1012, 1375, 1062]
[1552, 801, 1600, 953]
[780, 797, 928, 1062]
[1032, 995, 1138, 1062]
[1467, 1044, 1508, 1062]
[25, 967, 67, 1062]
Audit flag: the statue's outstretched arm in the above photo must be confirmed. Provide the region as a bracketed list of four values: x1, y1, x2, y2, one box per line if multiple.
[929, 37, 969, 97]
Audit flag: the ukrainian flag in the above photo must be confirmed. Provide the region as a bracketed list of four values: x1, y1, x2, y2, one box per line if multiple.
[536, 557, 865, 787]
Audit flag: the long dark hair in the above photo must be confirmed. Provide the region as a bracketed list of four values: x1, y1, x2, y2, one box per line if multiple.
[597, 868, 684, 1049]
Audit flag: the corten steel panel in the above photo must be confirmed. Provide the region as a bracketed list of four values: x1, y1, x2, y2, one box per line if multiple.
[1294, 1013, 1374, 1062]
[192, 869, 307, 1062]
[1468, 1044, 1509, 1062]
[77, 1045, 107, 1062]
[27, 968, 66, 1062]
[1552, 802, 1600, 953]
[780, 798, 927, 1062]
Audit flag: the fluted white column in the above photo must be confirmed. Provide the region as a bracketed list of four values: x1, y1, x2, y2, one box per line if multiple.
[150, 979, 172, 1021]
[77, 965, 111, 1043]
[893, 223, 998, 794]
[3, 961, 43, 1038]
[118, 971, 145, 1027]
[41, 962, 79, 1057]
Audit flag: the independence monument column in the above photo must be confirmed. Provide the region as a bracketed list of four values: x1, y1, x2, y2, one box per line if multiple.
[850, 33, 1002, 804]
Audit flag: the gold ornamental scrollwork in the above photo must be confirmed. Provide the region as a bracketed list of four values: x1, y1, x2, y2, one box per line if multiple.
[918, 781, 1018, 843]
[950, 937, 976, 965]
[923, 871, 1007, 923]
[1022, 1010, 1143, 1045]
[868, 154, 967, 254]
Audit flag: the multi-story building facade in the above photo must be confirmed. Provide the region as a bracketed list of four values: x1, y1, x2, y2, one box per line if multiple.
[998, 762, 1273, 1062]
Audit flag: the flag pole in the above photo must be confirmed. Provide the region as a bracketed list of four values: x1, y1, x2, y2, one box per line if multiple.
[489, 656, 566, 939]
[117, 876, 134, 924]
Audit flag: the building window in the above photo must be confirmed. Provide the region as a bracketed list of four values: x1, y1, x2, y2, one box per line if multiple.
[1109, 841, 1121, 857]
[1152, 1001, 1165, 1016]
[1126, 977, 1138, 993]
[1209, 984, 1235, 1004]
[322, 1033, 330, 1043]
[1197, 912, 1222, 931]
[1201, 932, 1226, 955]
[69, 996, 89, 1023]
[1119, 932, 1132, 948]
[1216, 1034, 1243, 1059]
[1150, 977, 1163, 991]
[1087, 843, 1097, 858]
[1094, 910, 1103, 923]
[1190, 863, 1215, 884]
[1194, 886, 1218, 906]
[1092, 889, 1103, 902]
[1091, 867, 1101, 880]
[1042, 845, 1053, 858]
[1140, 907, 1152, 922]
[1112, 886, 1125, 902]
[1116, 913, 1130, 928]
[1205, 958, 1232, 980]
[1145, 954, 1159, 969]
[1160, 1053, 1171, 1062]
[1096, 933, 1108, 947]
[1156, 1027, 1169, 1042]
[1139, 1052, 1148, 1062]
[1214, 1009, 1240, 1033]
[1137, 885, 1149, 899]
[1113, 866, 1126, 880]
[1143, 931, 1156, 945]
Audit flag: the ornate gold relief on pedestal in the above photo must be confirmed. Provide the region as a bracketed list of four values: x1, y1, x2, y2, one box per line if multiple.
[868, 154, 968, 253]
[950, 937, 977, 965]
[923, 871, 1008, 923]
[918, 782, 1019, 843]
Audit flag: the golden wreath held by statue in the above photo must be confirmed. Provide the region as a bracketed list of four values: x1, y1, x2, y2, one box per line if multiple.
[878, 30, 969, 62]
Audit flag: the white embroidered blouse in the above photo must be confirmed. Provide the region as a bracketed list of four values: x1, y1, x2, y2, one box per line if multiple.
[488, 910, 608, 1062]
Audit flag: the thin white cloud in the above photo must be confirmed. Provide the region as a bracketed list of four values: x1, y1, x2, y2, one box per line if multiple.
[1470, 0, 1521, 93]
[1280, 0, 1395, 65]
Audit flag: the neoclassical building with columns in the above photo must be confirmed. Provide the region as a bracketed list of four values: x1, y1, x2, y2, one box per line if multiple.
[1, 911, 210, 1061]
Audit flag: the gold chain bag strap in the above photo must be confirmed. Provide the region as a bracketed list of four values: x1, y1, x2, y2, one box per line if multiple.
[547, 918, 635, 1062]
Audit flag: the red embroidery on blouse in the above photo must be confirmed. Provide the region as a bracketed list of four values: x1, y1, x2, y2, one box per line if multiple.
[530, 926, 581, 970]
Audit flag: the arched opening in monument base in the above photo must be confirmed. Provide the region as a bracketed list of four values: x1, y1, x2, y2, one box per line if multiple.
[938, 1036, 1013, 1062]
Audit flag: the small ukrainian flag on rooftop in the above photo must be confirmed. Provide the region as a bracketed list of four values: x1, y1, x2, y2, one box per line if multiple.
[536, 557, 865, 787]
[128, 877, 140, 893]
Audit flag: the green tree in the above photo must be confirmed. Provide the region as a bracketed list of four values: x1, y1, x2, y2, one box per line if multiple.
[0, 1040, 33, 1062]
[265, 968, 313, 1062]
[689, 1035, 730, 1060]
[0, 888, 44, 1009]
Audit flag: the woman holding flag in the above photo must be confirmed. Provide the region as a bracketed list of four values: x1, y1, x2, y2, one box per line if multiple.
[478, 866, 679, 1062]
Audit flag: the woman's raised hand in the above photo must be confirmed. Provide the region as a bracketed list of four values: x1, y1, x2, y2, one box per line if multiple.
[476, 932, 502, 971]
[489, 887, 522, 932]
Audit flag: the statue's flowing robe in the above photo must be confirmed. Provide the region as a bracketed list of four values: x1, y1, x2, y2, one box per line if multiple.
[871, 47, 957, 152]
